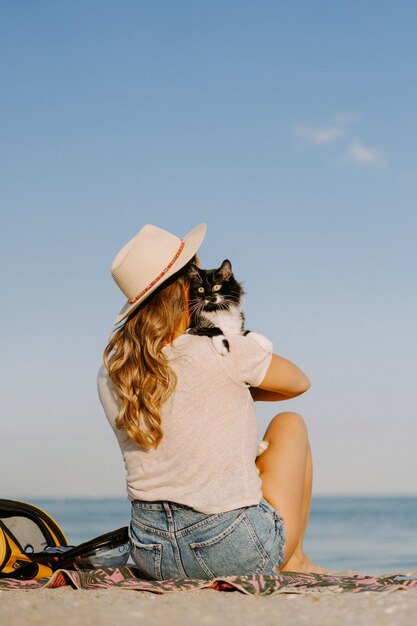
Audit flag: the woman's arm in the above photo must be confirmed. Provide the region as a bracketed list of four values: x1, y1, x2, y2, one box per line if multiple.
[250, 354, 310, 401]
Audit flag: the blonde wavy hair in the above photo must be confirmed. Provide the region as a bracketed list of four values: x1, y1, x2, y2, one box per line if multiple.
[103, 258, 196, 449]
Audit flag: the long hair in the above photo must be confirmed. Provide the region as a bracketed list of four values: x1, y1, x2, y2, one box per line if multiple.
[103, 259, 195, 449]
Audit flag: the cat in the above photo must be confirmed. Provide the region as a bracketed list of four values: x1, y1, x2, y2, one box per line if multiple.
[187, 259, 272, 356]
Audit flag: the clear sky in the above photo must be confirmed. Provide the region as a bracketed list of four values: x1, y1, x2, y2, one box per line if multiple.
[1, 1, 416, 498]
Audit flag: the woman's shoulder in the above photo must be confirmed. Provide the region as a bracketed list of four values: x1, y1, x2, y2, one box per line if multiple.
[97, 363, 107, 380]
[165, 332, 270, 357]
[97, 364, 121, 426]
[163, 333, 212, 353]
[227, 332, 272, 355]
[97, 365, 118, 404]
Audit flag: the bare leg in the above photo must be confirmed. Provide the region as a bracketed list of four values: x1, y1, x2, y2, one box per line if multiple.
[256, 412, 325, 573]
[279, 444, 325, 573]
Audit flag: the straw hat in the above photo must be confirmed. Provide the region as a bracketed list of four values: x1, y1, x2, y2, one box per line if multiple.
[111, 223, 206, 324]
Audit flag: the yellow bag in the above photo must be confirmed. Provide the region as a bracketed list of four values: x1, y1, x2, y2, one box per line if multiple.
[0, 499, 67, 580]
[0, 499, 129, 580]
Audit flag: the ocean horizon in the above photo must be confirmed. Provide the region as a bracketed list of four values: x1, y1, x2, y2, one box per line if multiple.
[16, 495, 417, 574]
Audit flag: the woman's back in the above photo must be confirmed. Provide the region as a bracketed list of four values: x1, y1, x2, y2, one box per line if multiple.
[98, 333, 271, 513]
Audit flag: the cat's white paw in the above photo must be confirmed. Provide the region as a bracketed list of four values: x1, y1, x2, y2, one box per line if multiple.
[256, 440, 269, 457]
[246, 331, 273, 354]
[212, 334, 230, 356]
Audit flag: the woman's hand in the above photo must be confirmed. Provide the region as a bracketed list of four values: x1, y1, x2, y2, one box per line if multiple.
[250, 354, 310, 401]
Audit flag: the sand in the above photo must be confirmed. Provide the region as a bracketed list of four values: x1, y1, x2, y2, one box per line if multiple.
[2, 583, 417, 626]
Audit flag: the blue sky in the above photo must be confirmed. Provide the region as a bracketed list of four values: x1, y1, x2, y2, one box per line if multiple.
[1, 1, 416, 497]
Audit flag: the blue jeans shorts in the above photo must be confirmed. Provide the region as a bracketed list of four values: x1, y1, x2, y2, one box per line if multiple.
[129, 498, 286, 580]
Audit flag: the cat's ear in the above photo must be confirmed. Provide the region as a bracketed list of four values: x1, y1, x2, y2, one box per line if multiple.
[217, 259, 232, 280]
[187, 263, 202, 281]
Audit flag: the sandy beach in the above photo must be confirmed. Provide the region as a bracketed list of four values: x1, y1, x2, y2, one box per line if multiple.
[3, 577, 417, 626]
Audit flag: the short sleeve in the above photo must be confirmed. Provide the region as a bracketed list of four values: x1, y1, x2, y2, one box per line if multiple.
[226, 334, 273, 387]
[97, 365, 120, 427]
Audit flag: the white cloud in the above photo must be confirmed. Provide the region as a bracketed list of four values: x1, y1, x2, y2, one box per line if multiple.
[344, 139, 386, 167]
[295, 125, 345, 145]
[295, 115, 387, 170]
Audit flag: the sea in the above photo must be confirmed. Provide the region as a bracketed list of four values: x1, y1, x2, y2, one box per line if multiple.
[30, 496, 417, 574]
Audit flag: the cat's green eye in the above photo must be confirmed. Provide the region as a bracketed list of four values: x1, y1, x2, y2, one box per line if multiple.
[198, 287, 205, 294]
[212, 284, 221, 292]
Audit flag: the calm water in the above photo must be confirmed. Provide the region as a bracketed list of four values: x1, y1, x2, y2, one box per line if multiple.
[30, 496, 417, 574]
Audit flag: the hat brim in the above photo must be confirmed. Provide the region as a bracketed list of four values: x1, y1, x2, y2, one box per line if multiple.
[114, 223, 207, 325]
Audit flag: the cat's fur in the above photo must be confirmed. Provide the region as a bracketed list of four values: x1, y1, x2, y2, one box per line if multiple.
[187, 259, 272, 356]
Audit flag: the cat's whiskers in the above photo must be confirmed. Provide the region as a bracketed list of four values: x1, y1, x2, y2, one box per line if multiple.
[188, 300, 206, 318]
[188, 299, 204, 312]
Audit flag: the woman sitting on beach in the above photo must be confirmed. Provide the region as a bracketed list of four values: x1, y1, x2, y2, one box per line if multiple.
[98, 223, 323, 579]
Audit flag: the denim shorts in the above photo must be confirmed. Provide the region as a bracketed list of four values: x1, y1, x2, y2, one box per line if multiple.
[129, 498, 285, 580]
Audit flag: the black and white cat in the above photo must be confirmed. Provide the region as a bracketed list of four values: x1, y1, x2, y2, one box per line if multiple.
[187, 259, 272, 356]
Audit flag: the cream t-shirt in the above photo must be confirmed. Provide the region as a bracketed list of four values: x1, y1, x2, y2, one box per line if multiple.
[97, 333, 272, 514]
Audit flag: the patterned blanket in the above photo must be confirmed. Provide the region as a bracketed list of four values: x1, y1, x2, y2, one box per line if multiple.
[1, 568, 417, 594]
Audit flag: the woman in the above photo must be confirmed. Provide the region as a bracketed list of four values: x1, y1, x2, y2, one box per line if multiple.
[98, 223, 322, 579]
